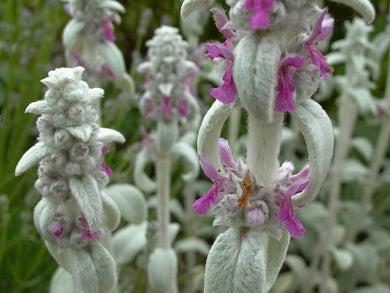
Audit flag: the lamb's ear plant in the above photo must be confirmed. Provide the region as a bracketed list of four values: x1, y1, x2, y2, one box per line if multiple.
[62, 0, 134, 96]
[135, 25, 200, 293]
[181, 0, 375, 292]
[15, 67, 125, 293]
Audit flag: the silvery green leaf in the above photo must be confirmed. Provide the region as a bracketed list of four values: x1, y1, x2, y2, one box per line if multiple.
[172, 141, 199, 181]
[369, 32, 390, 64]
[147, 248, 178, 293]
[70, 248, 99, 293]
[101, 192, 121, 231]
[346, 88, 376, 115]
[50, 267, 74, 293]
[204, 228, 266, 293]
[90, 242, 117, 293]
[25, 100, 52, 114]
[181, 0, 210, 18]
[233, 35, 280, 123]
[117, 73, 135, 96]
[330, 248, 354, 271]
[66, 125, 93, 142]
[174, 237, 210, 256]
[148, 197, 186, 223]
[265, 229, 290, 291]
[157, 121, 178, 153]
[134, 149, 156, 193]
[15, 142, 48, 176]
[99, 0, 125, 13]
[197, 100, 234, 169]
[69, 175, 102, 232]
[342, 159, 368, 182]
[291, 99, 334, 206]
[45, 241, 73, 272]
[104, 184, 147, 224]
[169, 223, 180, 245]
[62, 19, 85, 49]
[329, 0, 375, 24]
[98, 42, 126, 78]
[351, 137, 373, 161]
[113, 222, 147, 266]
[33, 198, 56, 238]
[285, 255, 308, 286]
[326, 52, 346, 65]
[96, 128, 125, 144]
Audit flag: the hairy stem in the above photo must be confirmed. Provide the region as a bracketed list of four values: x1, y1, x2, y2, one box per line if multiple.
[228, 107, 242, 152]
[247, 113, 283, 185]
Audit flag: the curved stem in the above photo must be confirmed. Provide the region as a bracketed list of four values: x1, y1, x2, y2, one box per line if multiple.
[228, 107, 242, 152]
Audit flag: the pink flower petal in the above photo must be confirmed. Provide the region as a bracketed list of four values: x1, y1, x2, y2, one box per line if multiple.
[178, 98, 189, 117]
[210, 61, 237, 104]
[247, 208, 266, 225]
[276, 55, 304, 113]
[100, 162, 112, 175]
[102, 14, 117, 42]
[289, 165, 310, 183]
[278, 196, 305, 238]
[160, 96, 172, 117]
[71, 51, 84, 67]
[211, 6, 237, 39]
[48, 221, 64, 239]
[244, 0, 274, 30]
[193, 183, 219, 214]
[218, 138, 238, 169]
[199, 155, 226, 182]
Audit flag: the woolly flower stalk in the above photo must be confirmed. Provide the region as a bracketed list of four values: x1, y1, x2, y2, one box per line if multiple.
[15, 67, 125, 293]
[135, 26, 200, 293]
[181, 0, 375, 292]
[63, 0, 134, 94]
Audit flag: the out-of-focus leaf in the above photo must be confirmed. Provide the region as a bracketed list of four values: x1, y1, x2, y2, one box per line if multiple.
[331, 248, 354, 271]
[342, 159, 368, 182]
[351, 137, 373, 161]
[174, 237, 210, 256]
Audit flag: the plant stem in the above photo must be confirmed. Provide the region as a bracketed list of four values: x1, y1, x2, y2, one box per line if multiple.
[247, 113, 283, 185]
[320, 93, 358, 293]
[156, 151, 178, 293]
[156, 152, 171, 249]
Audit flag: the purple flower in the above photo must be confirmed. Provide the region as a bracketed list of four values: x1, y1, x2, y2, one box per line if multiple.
[211, 6, 237, 40]
[277, 165, 310, 238]
[243, 0, 275, 30]
[71, 51, 84, 67]
[100, 162, 112, 175]
[104, 66, 116, 79]
[205, 41, 237, 104]
[48, 221, 64, 239]
[193, 138, 238, 214]
[305, 9, 334, 80]
[178, 98, 189, 117]
[81, 217, 102, 240]
[160, 96, 172, 117]
[276, 55, 304, 113]
[102, 14, 117, 42]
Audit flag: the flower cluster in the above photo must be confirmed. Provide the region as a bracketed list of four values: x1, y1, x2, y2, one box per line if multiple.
[63, 0, 130, 85]
[206, 2, 334, 115]
[16, 67, 125, 249]
[193, 139, 309, 238]
[138, 26, 199, 124]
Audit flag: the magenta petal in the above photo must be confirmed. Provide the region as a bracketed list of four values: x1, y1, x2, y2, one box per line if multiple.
[212, 6, 237, 40]
[160, 96, 172, 117]
[210, 62, 237, 104]
[276, 56, 304, 113]
[71, 51, 84, 67]
[48, 221, 64, 238]
[101, 162, 112, 175]
[307, 46, 332, 80]
[102, 14, 117, 42]
[178, 98, 189, 117]
[218, 138, 238, 169]
[193, 183, 219, 214]
[284, 217, 305, 238]
[278, 196, 305, 238]
[290, 165, 310, 183]
[244, 0, 275, 30]
[199, 155, 225, 181]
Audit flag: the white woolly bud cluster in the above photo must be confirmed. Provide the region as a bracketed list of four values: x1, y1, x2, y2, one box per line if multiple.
[16, 67, 124, 292]
[137, 26, 199, 125]
[63, 0, 134, 93]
